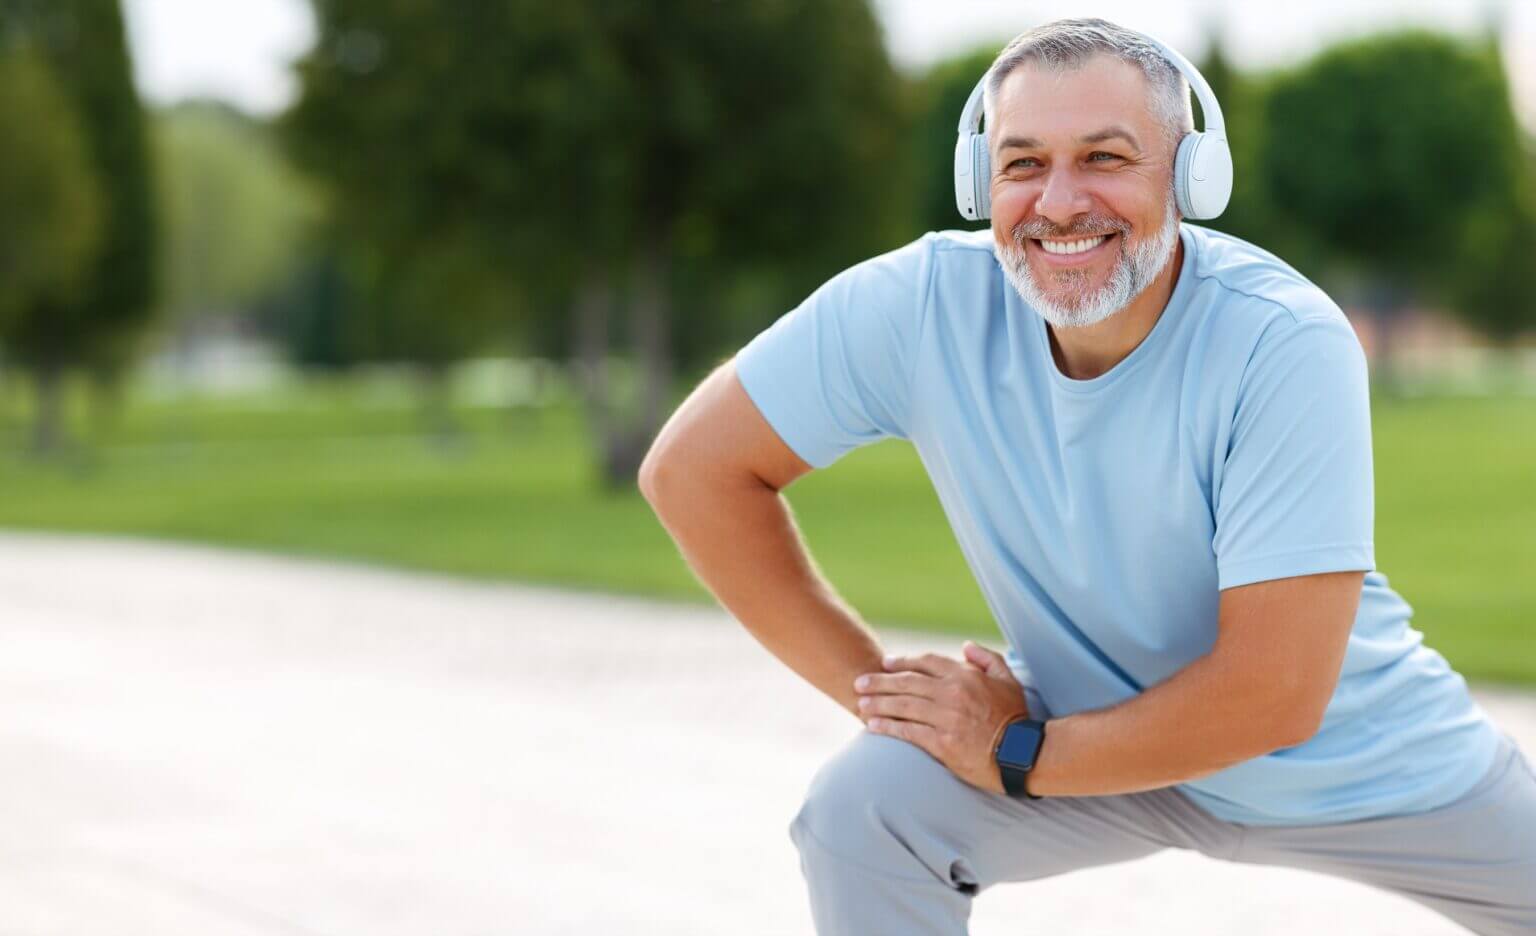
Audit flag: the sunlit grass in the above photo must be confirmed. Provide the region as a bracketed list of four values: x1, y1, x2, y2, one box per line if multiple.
[0, 377, 1530, 686]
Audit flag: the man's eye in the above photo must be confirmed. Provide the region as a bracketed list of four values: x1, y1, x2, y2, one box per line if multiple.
[1089, 152, 1121, 162]
[1007, 158, 1038, 169]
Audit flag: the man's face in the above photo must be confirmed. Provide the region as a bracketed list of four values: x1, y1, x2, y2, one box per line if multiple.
[988, 55, 1181, 329]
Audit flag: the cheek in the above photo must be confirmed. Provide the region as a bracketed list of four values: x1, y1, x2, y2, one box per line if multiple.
[989, 183, 1037, 228]
[1095, 181, 1161, 224]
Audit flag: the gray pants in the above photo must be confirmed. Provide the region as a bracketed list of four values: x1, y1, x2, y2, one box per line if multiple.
[788, 727, 1536, 934]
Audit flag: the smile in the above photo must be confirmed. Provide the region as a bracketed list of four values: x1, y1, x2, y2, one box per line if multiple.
[1030, 232, 1118, 265]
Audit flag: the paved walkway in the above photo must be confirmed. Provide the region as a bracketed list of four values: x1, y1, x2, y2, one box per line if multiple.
[2, 532, 1532, 935]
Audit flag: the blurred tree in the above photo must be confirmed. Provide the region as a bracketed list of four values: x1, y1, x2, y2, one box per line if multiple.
[285, 0, 908, 484]
[1261, 30, 1528, 389]
[251, 229, 364, 372]
[1440, 22, 1536, 344]
[1188, 17, 1312, 274]
[1445, 152, 1536, 344]
[907, 45, 998, 237]
[0, 47, 102, 344]
[153, 101, 320, 356]
[0, 0, 158, 452]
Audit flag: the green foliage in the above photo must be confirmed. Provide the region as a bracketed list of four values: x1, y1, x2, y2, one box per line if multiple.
[0, 47, 102, 329]
[907, 46, 997, 238]
[284, 0, 910, 375]
[1437, 39, 1536, 342]
[1446, 181, 1536, 341]
[0, 0, 158, 375]
[152, 101, 320, 328]
[0, 386, 1532, 685]
[1261, 30, 1525, 298]
[252, 234, 365, 371]
[1188, 30, 1309, 271]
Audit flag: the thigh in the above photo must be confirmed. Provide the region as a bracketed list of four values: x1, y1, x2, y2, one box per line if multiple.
[791, 728, 1225, 895]
[1233, 733, 1536, 936]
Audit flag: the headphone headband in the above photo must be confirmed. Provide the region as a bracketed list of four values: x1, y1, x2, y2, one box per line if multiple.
[953, 25, 1232, 221]
[957, 28, 1225, 139]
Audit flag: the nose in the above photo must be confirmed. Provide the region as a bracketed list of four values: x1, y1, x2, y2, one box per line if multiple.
[1034, 165, 1093, 229]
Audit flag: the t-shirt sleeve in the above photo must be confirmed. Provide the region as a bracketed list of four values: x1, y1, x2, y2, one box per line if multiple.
[732, 233, 935, 469]
[1212, 311, 1376, 590]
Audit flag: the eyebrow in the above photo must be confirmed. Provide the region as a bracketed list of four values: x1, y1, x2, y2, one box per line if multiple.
[995, 126, 1142, 154]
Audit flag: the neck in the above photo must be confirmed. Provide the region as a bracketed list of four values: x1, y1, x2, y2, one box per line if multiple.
[1047, 234, 1184, 381]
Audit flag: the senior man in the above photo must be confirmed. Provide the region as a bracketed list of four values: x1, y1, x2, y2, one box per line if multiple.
[638, 17, 1536, 936]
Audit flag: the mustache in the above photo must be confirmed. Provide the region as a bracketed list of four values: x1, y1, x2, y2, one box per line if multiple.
[1011, 215, 1130, 244]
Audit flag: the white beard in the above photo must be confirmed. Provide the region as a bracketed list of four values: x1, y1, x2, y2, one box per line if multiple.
[997, 193, 1181, 330]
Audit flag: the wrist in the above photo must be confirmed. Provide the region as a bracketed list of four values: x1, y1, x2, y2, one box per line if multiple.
[994, 716, 1048, 800]
[989, 711, 1029, 756]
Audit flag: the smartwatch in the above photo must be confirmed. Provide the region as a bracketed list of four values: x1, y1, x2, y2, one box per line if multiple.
[993, 717, 1047, 800]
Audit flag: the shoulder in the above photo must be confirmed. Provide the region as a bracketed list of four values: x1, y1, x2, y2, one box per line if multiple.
[825, 228, 994, 298]
[1181, 223, 1365, 373]
[1184, 223, 1346, 326]
[799, 229, 999, 346]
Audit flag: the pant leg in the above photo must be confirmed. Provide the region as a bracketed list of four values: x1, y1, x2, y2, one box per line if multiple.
[1230, 731, 1536, 936]
[787, 728, 1240, 936]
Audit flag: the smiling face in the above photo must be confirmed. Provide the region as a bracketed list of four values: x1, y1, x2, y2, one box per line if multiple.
[988, 54, 1182, 328]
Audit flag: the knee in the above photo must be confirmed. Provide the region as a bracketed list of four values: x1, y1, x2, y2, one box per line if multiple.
[788, 729, 962, 859]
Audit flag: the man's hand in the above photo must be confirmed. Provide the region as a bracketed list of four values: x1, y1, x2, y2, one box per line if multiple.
[854, 640, 1031, 796]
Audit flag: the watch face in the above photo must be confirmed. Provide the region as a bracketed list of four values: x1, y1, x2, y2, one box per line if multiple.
[997, 721, 1044, 769]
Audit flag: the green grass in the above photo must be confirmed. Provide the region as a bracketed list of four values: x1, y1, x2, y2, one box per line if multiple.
[1, 379, 1532, 686]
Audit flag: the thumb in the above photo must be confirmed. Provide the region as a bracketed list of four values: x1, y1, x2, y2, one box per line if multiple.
[963, 640, 1015, 681]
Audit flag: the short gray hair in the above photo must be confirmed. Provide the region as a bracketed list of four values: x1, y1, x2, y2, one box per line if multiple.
[983, 18, 1195, 159]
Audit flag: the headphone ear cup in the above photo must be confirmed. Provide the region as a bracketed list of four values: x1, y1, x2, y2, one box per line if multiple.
[1172, 132, 1197, 218]
[954, 133, 979, 220]
[1173, 132, 1233, 220]
[953, 131, 993, 221]
[1187, 134, 1232, 220]
[973, 131, 991, 220]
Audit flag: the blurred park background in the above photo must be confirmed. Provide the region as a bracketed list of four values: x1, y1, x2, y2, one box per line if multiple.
[1, 0, 1533, 685]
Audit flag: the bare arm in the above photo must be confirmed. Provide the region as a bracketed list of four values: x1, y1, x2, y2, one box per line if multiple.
[1016, 570, 1364, 796]
[639, 358, 882, 721]
[856, 570, 1362, 797]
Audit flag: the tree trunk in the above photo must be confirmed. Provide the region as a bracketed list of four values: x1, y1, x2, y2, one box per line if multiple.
[1367, 279, 1407, 398]
[598, 237, 673, 490]
[572, 269, 616, 462]
[86, 365, 126, 446]
[31, 362, 65, 456]
[418, 363, 463, 449]
[570, 241, 676, 491]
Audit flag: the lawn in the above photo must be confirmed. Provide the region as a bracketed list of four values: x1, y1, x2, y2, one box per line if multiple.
[1, 378, 1532, 686]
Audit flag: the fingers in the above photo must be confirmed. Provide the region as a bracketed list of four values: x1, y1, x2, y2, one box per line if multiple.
[858, 692, 940, 724]
[962, 640, 1016, 681]
[881, 651, 964, 678]
[854, 671, 937, 697]
[866, 716, 940, 754]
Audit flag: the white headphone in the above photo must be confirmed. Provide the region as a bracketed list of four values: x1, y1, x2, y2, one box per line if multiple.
[954, 28, 1232, 222]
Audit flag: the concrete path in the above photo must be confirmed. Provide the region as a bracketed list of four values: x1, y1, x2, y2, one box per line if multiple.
[2, 531, 1532, 935]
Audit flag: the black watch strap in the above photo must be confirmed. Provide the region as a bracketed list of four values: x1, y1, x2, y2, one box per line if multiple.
[994, 717, 1046, 800]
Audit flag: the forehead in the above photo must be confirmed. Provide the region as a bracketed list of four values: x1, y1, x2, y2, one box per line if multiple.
[991, 54, 1158, 147]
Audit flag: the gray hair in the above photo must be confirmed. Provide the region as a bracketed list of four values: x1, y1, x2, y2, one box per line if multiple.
[982, 18, 1195, 159]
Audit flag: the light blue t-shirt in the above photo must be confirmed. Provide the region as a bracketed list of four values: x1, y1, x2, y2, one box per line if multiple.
[733, 222, 1502, 827]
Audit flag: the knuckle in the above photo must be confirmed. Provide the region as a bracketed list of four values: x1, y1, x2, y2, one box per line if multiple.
[934, 729, 956, 755]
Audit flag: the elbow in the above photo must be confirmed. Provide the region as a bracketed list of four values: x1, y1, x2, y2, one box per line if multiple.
[1268, 694, 1328, 751]
[637, 442, 675, 507]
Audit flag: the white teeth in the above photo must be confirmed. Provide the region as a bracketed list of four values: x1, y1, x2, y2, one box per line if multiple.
[1039, 235, 1108, 255]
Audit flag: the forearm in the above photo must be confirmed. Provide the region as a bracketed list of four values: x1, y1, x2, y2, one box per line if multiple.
[643, 472, 881, 721]
[1023, 650, 1309, 797]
